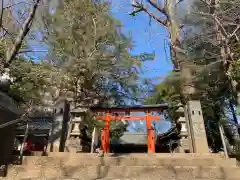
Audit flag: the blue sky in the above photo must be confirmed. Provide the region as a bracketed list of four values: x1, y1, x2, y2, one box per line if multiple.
[110, 1, 172, 81]
[110, 1, 173, 132]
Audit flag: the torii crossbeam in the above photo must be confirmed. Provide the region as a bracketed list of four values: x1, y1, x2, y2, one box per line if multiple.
[90, 104, 168, 153]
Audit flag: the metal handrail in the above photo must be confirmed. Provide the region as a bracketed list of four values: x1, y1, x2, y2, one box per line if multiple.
[219, 124, 229, 159]
[220, 120, 240, 128]
[19, 122, 29, 163]
[0, 118, 22, 129]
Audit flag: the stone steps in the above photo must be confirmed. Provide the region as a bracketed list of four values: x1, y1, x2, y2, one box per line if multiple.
[2, 179, 240, 180]
[19, 154, 236, 167]
[47, 152, 226, 157]
[2, 153, 240, 179]
[5, 165, 240, 180]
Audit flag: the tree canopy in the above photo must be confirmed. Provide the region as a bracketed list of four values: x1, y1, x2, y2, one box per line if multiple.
[139, 0, 240, 152]
[0, 0, 154, 140]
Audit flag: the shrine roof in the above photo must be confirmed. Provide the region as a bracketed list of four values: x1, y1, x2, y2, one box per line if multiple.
[157, 126, 180, 141]
[111, 132, 147, 145]
[89, 104, 168, 112]
[111, 128, 180, 145]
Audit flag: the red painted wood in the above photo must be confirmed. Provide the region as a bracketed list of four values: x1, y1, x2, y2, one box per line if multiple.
[96, 108, 162, 153]
[148, 128, 155, 153]
[95, 115, 161, 121]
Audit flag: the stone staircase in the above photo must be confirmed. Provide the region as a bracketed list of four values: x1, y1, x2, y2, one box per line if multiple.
[2, 153, 240, 180]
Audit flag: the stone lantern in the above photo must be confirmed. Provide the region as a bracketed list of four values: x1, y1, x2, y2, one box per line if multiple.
[175, 105, 190, 153]
[67, 107, 90, 152]
[70, 107, 88, 136]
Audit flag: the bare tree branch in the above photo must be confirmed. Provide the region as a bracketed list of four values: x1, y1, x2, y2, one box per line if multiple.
[199, 0, 211, 6]
[0, 25, 13, 37]
[3, 2, 32, 9]
[18, 49, 48, 54]
[147, 0, 163, 11]
[132, 3, 167, 26]
[146, 0, 169, 20]
[5, 0, 41, 67]
[193, 11, 228, 38]
[0, 0, 4, 27]
[230, 25, 240, 39]
[0, 2, 14, 39]
[234, 34, 239, 42]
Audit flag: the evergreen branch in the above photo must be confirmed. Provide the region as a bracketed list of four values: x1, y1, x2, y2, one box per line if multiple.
[129, 4, 144, 16]
[0, 0, 3, 28]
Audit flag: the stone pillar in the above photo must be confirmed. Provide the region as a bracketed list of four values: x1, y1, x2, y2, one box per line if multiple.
[187, 100, 209, 153]
[48, 99, 70, 152]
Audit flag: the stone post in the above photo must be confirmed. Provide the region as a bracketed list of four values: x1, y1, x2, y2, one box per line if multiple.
[91, 127, 100, 153]
[48, 99, 70, 152]
[187, 100, 209, 153]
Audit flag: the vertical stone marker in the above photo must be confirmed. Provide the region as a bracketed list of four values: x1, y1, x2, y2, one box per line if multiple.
[187, 100, 209, 153]
[48, 99, 70, 152]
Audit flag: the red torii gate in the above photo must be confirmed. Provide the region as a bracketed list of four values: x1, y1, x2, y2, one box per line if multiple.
[90, 104, 168, 153]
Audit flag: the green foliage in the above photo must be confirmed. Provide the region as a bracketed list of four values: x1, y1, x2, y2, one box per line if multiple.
[7, 58, 51, 106]
[237, 107, 240, 114]
[129, 3, 144, 17]
[143, 71, 182, 121]
[0, 34, 50, 107]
